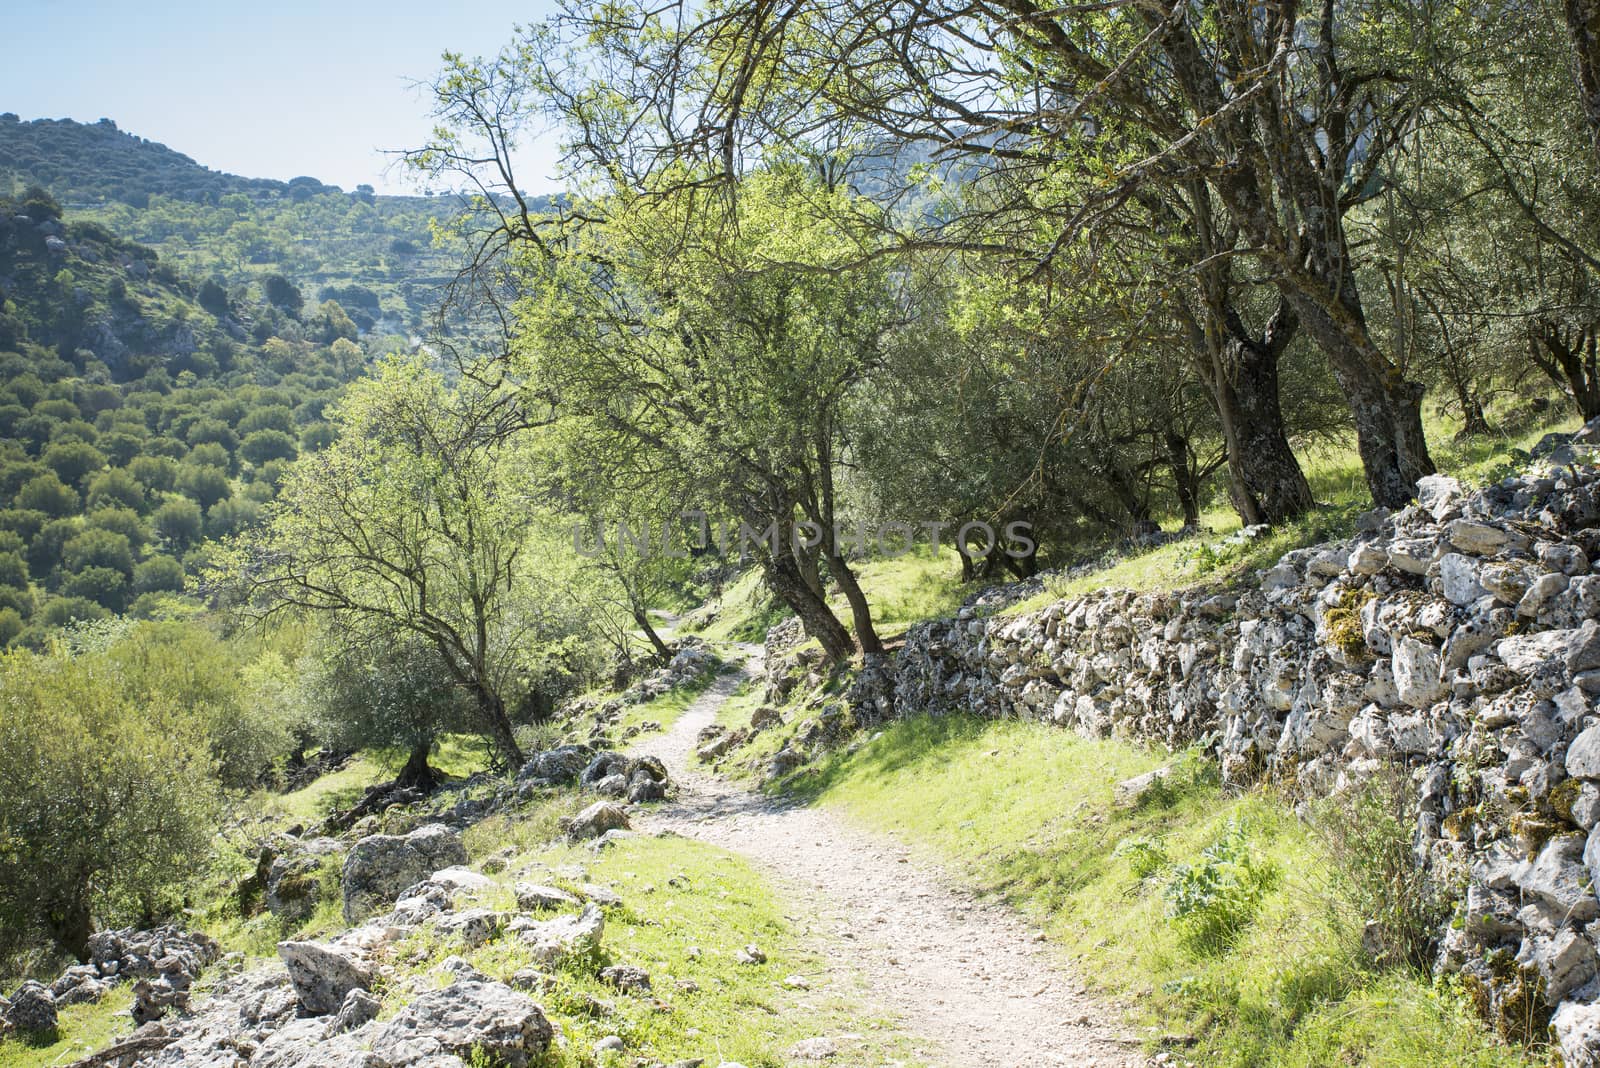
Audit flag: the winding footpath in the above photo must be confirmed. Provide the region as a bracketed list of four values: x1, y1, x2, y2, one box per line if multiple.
[630, 652, 1144, 1068]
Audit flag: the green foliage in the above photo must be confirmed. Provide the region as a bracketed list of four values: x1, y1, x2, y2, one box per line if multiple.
[1162, 818, 1280, 954]
[152, 497, 203, 548]
[0, 638, 221, 956]
[307, 628, 474, 770]
[16, 472, 77, 515]
[1312, 771, 1456, 973]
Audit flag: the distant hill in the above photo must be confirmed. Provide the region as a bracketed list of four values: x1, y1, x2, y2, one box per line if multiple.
[0, 115, 556, 332]
[0, 114, 340, 207]
[0, 182, 395, 644]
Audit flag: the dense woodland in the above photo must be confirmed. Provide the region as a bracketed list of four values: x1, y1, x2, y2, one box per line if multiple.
[5, 0, 1600, 1045]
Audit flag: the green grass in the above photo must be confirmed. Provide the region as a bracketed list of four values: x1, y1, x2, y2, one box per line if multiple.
[684, 568, 789, 646]
[786, 714, 1543, 1067]
[1002, 403, 1581, 616]
[826, 548, 987, 641]
[0, 986, 136, 1068]
[377, 832, 918, 1067]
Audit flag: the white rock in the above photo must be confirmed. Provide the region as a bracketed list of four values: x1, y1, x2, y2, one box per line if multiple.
[1439, 553, 1486, 606]
[1392, 638, 1446, 709]
[1416, 474, 1465, 520]
[1553, 998, 1600, 1068]
[1448, 519, 1514, 555]
[277, 941, 373, 1016]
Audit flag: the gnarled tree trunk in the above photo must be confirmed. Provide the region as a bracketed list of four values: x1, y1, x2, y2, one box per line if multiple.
[763, 549, 855, 662]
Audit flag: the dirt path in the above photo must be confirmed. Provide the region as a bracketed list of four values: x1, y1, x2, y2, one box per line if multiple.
[631, 655, 1144, 1068]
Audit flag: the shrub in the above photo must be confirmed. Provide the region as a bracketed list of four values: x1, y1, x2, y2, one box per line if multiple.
[133, 555, 186, 595]
[42, 440, 106, 486]
[86, 467, 146, 512]
[62, 528, 134, 577]
[239, 429, 297, 466]
[178, 464, 231, 510]
[153, 497, 204, 548]
[0, 550, 27, 589]
[1312, 769, 1453, 973]
[1163, 817, 1279, 953]
[104, 623, 290, 787]
[62, 566, 130, 612]
[0, 643, 220, 957]
[38, 595, 111, 628]
[15, 472, 79, 516]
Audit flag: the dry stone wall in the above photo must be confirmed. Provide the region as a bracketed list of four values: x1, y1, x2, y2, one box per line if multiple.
[870, 436, 1600, 1061]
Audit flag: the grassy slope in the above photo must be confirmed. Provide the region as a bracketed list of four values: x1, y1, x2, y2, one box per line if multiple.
[787, 716, 1541, 1067]
[394, 830, 917, 1067]
[1004, 405, 1580, 615]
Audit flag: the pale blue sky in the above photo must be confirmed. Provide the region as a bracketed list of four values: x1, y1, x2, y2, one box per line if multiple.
[2, 0, 564, 195]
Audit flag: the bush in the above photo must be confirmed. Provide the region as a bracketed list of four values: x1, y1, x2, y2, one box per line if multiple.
[1163, 817, 1279, 953]
[0, 550, 27, 589]
[0, 643, 220, 957]
[86, 467, 146, 511]
[62, 566, 129, 612]
[42, 440, 106, 486]
[62, 528, 134, 577]
[38, 595, 110, 628]
[27, 516, 80, 575]
[16, 472, 79, 516]
[1312, 770, 1453, 973]
[153, 497, 204, 548]
[178, 464, 231, 510]
[0, 608, 21, 646]
[133, 555, 186, 594]
[106, 623, 296, 787]
[239, 429, 297, 466]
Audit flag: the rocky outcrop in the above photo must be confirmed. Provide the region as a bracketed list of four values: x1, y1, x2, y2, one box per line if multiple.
[5, 980, 56, 1033]
[864, 444, 1600, 1052]
[369, 980, 553, 1068]
[276, 941, 373, 1016]
[264, 836, 344, 922]
[341, 823, 467, 923]
[563, 801, 630, 842]
[2, 926, 221, 1034]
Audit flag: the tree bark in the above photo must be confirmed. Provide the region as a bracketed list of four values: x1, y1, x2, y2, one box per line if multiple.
[1531, 323, 1600, 420]
[825, 552, 883, 655]
[1205, 302, 1316, 526]
[762, 549, 855, 662]
[633, 607, 672, 662]
[1567, 0, 1600, 175]
[1164, 430, 1203, 529]
[394, 741, 440, 791]
[51, 895, 94, 962]
[1279, 281, 1435, 509]
[475, 689, 524, 768]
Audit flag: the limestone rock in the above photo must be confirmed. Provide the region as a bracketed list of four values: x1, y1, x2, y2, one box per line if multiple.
[341, 823, 467, 923]
[514, 904, 605, 962]
[1392, 637, 1446, 709]
[515, 883, 579, 911]
[6, 981, 55, 1033]
[1553, 999, 1600, 1068]
[370, 980, 553, 1068]
[277, 941, 373, 1016]
[565, 801, 630, 842]
[325, 987, 381, 1036]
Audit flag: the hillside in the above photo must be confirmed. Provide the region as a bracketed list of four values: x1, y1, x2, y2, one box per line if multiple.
[0, 115, 555, 332]
[0, 185, 389, 643]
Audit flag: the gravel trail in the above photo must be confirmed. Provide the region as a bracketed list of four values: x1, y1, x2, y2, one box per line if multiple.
[631, 655, 1144, 1068]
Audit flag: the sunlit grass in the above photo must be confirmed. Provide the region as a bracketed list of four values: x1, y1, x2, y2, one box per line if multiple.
[0, 987, 137, 1068]
[375, 831, 918, 1066]
[787, 714, 1542, 1067]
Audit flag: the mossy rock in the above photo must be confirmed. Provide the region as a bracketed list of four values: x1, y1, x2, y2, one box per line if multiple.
[1549, 777, 1583, 824]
